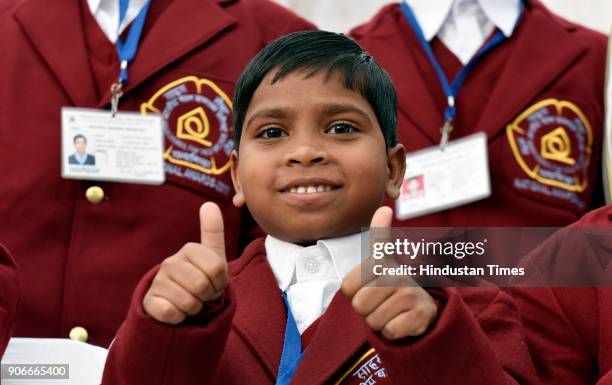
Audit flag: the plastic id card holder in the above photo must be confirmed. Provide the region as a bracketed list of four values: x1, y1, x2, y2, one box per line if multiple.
[396, 132, 491, 220]
[61, 107, 165, 185]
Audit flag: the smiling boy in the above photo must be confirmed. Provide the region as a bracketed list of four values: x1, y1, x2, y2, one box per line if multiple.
[101, 31, 536, 385]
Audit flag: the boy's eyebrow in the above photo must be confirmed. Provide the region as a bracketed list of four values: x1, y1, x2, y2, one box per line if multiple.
[245, 104, 372, 128]
[245, 108, 291, 128]
[319, 104, 372, 121]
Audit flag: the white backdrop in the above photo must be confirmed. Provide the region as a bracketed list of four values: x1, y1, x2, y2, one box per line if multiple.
[273, 0, 612, 35]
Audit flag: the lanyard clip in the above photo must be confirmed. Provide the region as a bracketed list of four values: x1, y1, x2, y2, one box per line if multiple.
[440, 95, 455, 150]
[439, 119, 454, 151]
[110, 81, 124, 117]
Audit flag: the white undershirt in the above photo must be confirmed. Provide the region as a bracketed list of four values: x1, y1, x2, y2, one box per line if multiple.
[405, 0, 521, 64]
[86, 0, 149, 43]
[265, 233, 363, 334]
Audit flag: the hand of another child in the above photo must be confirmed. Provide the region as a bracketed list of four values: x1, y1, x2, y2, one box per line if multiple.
[341, 207, 438, 340]
[143, 202, 228, 325]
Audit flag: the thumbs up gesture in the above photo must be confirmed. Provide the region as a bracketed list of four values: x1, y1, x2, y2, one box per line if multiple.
[341, 207, 438, 340]
[143, 202, 228, 325]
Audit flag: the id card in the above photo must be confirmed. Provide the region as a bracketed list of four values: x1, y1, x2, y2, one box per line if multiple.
[61, 107, 165, 185]
[396, 133, 491, 220]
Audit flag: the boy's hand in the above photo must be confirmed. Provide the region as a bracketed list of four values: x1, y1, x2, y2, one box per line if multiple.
[143, 202, 228, 325]
[341, 207, 438, 340]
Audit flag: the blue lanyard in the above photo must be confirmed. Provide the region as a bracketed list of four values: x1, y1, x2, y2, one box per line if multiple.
[276, 291, 304, 385]
[400, 1, 523, 144]
[116, 0, 151, 85]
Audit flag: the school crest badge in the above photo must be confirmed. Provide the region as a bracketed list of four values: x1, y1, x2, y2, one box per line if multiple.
[141, 76, 234, 196]
[507, 99, 592, 194]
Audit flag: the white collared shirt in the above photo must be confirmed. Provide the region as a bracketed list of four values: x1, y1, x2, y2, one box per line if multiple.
[86, 0, 149, 43]
[265, 233, 363, 334]
[405, 0, 521, 64]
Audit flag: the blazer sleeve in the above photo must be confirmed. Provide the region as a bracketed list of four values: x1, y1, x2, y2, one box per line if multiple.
[364, 287, 537, 385]
[510, 208, 610, 385]
[511, 286, 599, 385]
[101, 266, 236, 385]
[0, 242, 20, 359]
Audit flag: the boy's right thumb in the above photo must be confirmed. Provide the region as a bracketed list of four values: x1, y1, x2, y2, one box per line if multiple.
[200, 202, 226, 261]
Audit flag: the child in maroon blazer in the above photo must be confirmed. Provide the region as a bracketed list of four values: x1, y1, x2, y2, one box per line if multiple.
[512, 205, 612, 385]
[101, 31, 536, 385]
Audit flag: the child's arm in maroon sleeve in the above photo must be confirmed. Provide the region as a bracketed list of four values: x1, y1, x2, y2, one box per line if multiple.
[101, 266, 236, 385]
[365, 288, 537, 385]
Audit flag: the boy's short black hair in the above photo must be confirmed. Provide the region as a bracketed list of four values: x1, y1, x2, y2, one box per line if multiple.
[232, 30, 398, 149]
[73, 134, 87, 143]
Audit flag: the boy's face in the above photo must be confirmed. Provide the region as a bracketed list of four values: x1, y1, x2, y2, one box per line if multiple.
[231, 70, 405, 244]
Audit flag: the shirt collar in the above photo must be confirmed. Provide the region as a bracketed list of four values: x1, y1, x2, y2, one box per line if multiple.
[86, 0, 150, 43]
[479, 0, 521, 37]
[265, 233, 363, 292]
[318, 233, 363, 280]
[404, 0, 521, 40]
[87, 0, 102, 15]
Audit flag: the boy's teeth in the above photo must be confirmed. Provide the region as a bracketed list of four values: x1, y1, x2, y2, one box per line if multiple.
[289, 185, 334, 194]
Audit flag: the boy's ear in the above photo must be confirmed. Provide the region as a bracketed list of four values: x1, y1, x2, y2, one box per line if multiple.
[385, 144, 406, 200]
[230, 150, 245, 207]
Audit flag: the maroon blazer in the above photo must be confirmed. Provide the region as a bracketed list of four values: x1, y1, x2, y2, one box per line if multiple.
[101, 238, 537, 385]
[0, 243, 20, 359]
[512, 205, 612, 385]
[0, 0, 314, 346]
[351, 0, 607, 227]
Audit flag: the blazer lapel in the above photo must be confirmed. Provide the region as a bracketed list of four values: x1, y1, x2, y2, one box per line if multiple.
[230, 242, 370, 385]
[291, 294, 369, 385]
[474, 0, 587, 140]
[97, 0, 237, 107]
[230, 244, 287, 381]
[14, 0, 97, 107]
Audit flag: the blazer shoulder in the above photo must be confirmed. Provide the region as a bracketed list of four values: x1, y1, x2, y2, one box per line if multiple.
[223, 0, 315, 39]
[533, 0, 607, 48]
[349, 3, 399, 40]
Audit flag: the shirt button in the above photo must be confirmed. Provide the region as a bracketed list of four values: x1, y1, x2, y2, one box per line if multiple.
[85, 186, 105, 205]
[69, 326, 89, 342]
[305, 258, 320, 274]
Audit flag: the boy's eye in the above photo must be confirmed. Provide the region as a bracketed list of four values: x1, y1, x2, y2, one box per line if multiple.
[257, 127, 287, 139]
[327, 123, 358, 135]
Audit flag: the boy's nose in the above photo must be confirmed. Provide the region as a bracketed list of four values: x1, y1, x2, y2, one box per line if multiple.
[285, 143, 328, 166]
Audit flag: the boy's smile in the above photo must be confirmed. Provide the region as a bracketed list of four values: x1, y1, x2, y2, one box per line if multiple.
[231, 70, 405, 244]
[278, 176, 342, 206]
